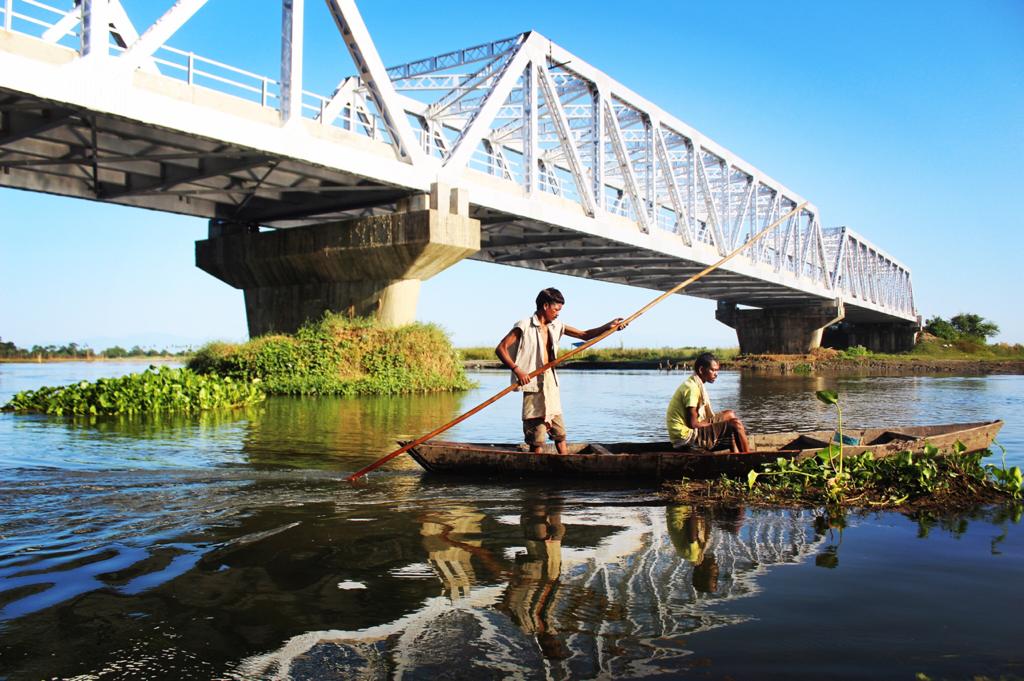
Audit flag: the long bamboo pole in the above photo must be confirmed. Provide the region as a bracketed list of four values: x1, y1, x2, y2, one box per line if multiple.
[347, 201, 807, 481]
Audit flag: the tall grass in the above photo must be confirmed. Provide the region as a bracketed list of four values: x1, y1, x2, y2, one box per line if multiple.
[908, 337, 1024, 359]
[849, 337, 1024, 361]
[190, 313, 473, 396]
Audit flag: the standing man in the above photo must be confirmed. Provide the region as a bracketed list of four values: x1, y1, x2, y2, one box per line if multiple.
[666, 352, 751, 452]
[496, 287, 625, 454]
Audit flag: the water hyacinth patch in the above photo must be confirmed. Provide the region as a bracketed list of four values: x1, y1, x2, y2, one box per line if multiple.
[669, 389, 1023, 510]
[2, 365, 265, 416]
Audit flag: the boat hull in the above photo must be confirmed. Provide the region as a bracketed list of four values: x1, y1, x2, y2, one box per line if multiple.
[405, 420, 1003, 480]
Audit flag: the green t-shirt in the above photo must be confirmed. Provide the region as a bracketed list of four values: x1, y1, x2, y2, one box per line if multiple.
[666, 374, 703, 443]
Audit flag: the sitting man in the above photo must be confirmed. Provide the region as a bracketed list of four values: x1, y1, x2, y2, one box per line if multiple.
[666, 352, 751, 452]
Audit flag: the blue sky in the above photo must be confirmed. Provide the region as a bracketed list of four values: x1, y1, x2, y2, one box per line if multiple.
[2, 0, 1022, 349]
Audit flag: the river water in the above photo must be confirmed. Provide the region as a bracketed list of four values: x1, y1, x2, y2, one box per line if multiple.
[0, 362, 1021, 680]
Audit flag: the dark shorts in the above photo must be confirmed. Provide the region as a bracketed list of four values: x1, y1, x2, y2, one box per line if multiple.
[673, 420, 734, 452]
[524, 414, 567, 446]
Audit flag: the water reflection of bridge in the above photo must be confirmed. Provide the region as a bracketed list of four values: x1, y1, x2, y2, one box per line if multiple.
[238, 502, 825, 679]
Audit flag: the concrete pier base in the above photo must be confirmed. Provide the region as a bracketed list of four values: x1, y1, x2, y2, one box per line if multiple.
[239, 278, 424, 336]
[716, 300, 845, 355]
[822, 320, 920, 353]
[196, 186, 479, 337]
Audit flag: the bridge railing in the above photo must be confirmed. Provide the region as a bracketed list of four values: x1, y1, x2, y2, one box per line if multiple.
[2, 0, 75, 45]
[1, 0, 401, 140]
[2, 0, 285, 108]
[152, 45, 282, 107]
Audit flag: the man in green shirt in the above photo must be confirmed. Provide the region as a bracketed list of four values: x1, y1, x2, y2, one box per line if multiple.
[666, 352, 750, 452]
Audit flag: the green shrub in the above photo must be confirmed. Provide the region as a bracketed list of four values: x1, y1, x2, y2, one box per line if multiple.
[842, 345, 871, 358]
[189, 313, 472, 397]
[924, 316, 959, 341]
[2, 366, 264, 416]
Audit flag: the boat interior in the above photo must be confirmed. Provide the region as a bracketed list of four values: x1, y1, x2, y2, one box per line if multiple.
[758, 429, 920, 451]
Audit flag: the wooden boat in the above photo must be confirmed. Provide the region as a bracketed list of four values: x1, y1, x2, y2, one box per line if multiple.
[405, 420, 1004, 479]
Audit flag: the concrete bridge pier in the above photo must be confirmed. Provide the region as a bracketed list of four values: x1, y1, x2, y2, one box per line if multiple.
[195, 183, 480, 337]
[716, 300, 845, 355]
[821, 320, 920, 353]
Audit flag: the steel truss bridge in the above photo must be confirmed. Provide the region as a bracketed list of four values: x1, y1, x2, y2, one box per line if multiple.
[0, 0, 915, 324]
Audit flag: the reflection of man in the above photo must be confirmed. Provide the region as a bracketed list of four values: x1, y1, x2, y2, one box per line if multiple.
[499, 498, 567, 659]
[420, 508, 486, 601]
[666, 505, 719, 594]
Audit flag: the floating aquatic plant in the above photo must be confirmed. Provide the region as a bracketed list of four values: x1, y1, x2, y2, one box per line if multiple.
[2, 365, 264, 416]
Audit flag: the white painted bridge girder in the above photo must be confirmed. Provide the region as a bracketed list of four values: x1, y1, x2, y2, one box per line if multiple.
[0, 0, 916, 323]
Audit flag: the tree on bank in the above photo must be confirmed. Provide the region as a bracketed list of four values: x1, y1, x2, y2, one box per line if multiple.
[924, 313, 999, 342]
[0, 338, 18, 358]
[0, 337, 182, 359]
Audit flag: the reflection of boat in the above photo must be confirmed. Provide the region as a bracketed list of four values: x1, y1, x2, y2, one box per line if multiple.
[405, 420, 1004, 479]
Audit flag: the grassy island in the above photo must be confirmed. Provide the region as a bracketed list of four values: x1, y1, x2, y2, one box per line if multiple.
[3, 314, 472, 415]
[189, 313, 473, 397]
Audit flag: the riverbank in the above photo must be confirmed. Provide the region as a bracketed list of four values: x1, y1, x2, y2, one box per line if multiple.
[462, 335, 1024, 374]
[464, 355, 1024, 374]
[735, 353, 1024, 375]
